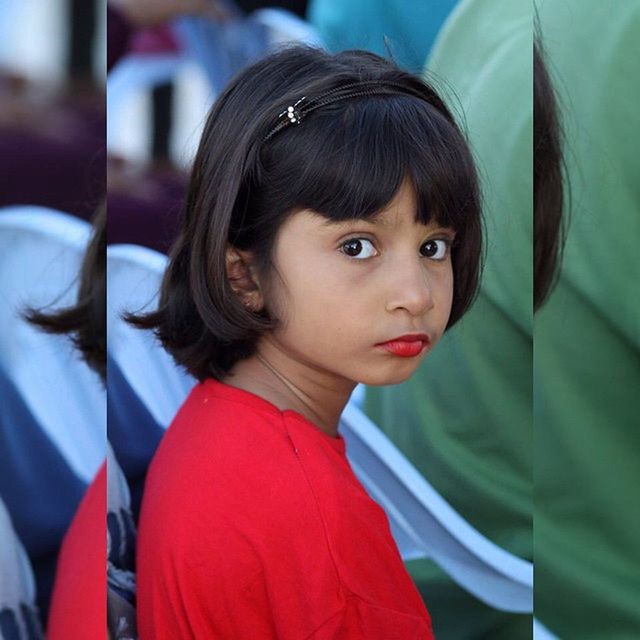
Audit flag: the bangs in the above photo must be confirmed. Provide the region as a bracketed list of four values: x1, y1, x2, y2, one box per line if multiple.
[259, 94, 478, 231]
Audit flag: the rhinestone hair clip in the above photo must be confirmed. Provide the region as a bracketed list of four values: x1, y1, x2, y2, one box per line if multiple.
[280, 96, 306, 125]
[263, 80, 426, 142]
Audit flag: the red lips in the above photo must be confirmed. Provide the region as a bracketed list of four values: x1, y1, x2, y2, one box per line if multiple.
[376, 334, 430, 358]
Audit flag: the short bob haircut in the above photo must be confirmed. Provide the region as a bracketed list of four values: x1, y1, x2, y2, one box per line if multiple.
[128, 46, 483, 381]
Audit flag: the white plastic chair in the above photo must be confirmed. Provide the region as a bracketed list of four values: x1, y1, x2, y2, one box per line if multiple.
[106, 243, 533, 614]
[107, 52, 188, 159]
[339, 403, 532, 613]
[107, 244, 195, 428]
[534, 619, 559, 640]
[0, 206, 105, 483]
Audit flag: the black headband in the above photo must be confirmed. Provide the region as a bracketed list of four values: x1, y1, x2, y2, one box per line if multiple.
[263, 80, 427, 142]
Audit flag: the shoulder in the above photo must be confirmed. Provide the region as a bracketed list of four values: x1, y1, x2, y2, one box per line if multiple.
[140, 383, 327, 545]
[136, 386, 339, 618]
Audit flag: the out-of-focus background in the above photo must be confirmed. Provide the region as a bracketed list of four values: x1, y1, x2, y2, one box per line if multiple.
[0, 0, 106, 636]
[0, 0, 105, 219]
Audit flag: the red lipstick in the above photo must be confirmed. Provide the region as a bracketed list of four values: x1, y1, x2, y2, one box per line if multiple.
[376, 334, 430, 358]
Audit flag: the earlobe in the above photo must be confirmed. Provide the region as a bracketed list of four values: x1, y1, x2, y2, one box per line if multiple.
[225, 247, 263, 310]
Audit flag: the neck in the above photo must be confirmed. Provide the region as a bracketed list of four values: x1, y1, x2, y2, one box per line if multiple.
[223, 337, 356, 438]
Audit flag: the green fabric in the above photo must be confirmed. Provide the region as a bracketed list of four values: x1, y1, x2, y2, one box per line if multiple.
[307, 0, 459, 73]
[364, 0, 533, 637]
[534, 1, 640, 637]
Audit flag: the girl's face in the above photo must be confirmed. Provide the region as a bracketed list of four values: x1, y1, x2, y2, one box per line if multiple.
[261, 179, 455, 387]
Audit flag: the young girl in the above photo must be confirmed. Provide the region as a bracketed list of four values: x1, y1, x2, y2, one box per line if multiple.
[130, 45, 482, 639]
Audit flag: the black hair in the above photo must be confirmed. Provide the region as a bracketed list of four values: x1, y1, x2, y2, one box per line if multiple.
[24, 203, 106, 382]
[533, 38, 567, 311]
[127, 46, 483, 381]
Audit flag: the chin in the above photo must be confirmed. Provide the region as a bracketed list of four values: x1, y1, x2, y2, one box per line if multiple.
[356, 364, 418, 387]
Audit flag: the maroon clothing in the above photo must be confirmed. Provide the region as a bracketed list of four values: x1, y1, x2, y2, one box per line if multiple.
[107, 5, 134, 72]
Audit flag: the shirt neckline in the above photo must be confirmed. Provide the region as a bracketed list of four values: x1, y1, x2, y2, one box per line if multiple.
[201, 378, 347, 454]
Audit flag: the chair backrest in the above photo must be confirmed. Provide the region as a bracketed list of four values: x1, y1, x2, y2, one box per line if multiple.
[106, 244, 196, 428]
[107, 244, 195, 515]
[107, 52, 186, 154]
[106, 242, 533, 614]
[534, 619, 559, 640]
[0, 364, 87, 569]
[0, 206, 104, 483]
[339, 403, 533, 613]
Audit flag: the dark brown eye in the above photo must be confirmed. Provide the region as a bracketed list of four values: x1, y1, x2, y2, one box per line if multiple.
[420, 239, 448, 260]
[341, 238, 377, 259]
[344, 239, 362, 256]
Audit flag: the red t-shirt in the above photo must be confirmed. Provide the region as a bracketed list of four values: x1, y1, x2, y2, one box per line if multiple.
[47, 462, 106, 639]
[137, 379, 433, 639]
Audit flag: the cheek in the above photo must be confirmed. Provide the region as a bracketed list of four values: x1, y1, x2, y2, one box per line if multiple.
[268, 259, 365, 343]
[437, 265, 455, 322]
[281, 272, 352, 327]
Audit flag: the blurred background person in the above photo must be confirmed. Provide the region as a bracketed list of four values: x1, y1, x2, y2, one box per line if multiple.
[0, 0, 104, 221]
[0, 0, 105, 631]
[106, 0, 217, 255]
[534, 0, 640, 637]
[106, 0, 321, 256]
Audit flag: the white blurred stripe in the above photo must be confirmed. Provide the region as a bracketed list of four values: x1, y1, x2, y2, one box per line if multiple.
[0, 0, 67, 83]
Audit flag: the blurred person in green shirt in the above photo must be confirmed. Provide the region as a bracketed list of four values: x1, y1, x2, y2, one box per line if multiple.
[534, 0, 640, 636]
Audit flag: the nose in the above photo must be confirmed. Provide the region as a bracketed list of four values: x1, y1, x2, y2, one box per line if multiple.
[384, 259, 435, 316]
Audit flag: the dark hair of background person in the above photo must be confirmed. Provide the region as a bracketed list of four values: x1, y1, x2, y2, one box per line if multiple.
[235, 0, 308, 19]
[23, 204, 106, 382]
[67, 0, 98, 86]
[533, 38, 566, 311]
[126, 46, 483, 382]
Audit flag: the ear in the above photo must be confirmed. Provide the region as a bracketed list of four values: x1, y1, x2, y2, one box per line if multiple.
[225, 246, 264, 311]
